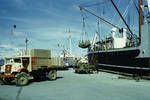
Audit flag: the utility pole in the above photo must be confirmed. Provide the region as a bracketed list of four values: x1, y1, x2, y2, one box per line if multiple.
[68, 28, 72, 56]
[25, 37, 28, 54]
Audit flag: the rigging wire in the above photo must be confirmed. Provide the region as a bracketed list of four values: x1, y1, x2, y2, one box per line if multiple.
[112, 0, 121, 22]
[79, 9, 99, 49]
[96, 1, 103, 41]
[117, 0, 133, 27]
[80, 11, 89, 41]
[132, 0, 139, 13]
[125, 0, 139, 35]
[80, 0, 110, 8]
[81, 9, 97, 39]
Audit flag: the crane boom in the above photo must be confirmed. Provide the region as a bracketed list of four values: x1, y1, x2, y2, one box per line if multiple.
[79, 5, 120, 30]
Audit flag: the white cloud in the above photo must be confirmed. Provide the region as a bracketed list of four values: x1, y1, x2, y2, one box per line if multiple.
[0, 44, 12, 49]
[0, 43, 23, 57]
[12, 31, 26, 37]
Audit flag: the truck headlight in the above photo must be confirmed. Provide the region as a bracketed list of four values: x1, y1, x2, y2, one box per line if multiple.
[0, 65, 5, 73]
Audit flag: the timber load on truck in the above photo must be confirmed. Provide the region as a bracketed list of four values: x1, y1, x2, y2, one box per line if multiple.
[0, 49, 64, 86]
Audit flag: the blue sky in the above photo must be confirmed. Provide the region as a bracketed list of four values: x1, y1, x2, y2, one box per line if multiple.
[0, 0, 96, 58]
[0, 0, 146, 58]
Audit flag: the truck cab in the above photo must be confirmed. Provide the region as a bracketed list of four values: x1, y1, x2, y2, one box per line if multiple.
[1, 57, 30, 74]
[0, 56, 30, 85]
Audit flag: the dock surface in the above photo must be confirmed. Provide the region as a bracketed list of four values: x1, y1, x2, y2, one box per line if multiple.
[0, 69, 150, 100]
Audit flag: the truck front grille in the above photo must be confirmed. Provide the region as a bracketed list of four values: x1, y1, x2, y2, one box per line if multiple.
[5, 65, 12, 73]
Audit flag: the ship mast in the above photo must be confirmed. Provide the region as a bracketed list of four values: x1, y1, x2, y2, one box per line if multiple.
[138, 0, 143, 45]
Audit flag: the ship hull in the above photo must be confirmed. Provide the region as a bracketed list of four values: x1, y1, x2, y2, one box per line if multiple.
[88, 49, 150, 75]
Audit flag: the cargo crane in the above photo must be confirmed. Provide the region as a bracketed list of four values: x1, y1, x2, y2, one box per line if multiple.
[78, 0, 150, 76]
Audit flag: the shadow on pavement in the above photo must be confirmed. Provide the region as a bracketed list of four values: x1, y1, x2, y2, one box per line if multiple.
[0, 76, 64, 86]
[28, 76, 64, 85]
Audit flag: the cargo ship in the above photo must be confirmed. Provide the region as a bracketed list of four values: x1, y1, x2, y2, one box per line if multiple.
[79, 0, 150, 75]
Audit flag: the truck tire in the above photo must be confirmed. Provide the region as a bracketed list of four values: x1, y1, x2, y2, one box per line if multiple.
[3, 78, 12, 85]
[15, 72, 29, 86]
[48, 70, 57, 80]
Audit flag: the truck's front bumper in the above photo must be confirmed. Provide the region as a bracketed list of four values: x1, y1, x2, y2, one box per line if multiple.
[0, 73, 15, 78]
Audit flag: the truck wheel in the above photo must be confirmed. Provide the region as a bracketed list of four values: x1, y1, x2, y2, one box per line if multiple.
[48, 70, 57, 80]
[3, 78, 13, 84]
[16, 72, 29, 86]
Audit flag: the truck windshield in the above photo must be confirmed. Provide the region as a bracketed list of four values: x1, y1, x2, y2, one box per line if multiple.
[5, 58, 13, 63]
[14, 58, 21, 63]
